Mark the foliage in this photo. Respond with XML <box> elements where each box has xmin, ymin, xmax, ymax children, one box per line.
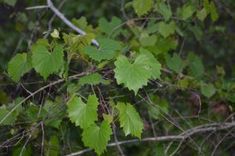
<box><xmin>0</xmin><ymin>0</ymin><xmax>235</xmax><ymax>155</ymax></box>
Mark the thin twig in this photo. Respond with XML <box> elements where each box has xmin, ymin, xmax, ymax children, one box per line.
<box><xmin>26</xmin><ymin>5</ymin><xmax>49</xmax><ymax>10</ymax></box>
<box><xmin>0</xmin><ymin>71</ymin><xmax>93</xmax><ymax>125</ymax></box>
<box><xmin>44</xmin><ymin>0</ymin><xmax>67</xmax><ymax>38</ymax></box>
<box><xmin>46</xmin><ymin>0</ymin><xmax>99</xmax><ymax>47</ymax></box>
<box><xmin>40</xmin><ymin>122</ymin><xmax>45</xmax><ymax>156</ymax></box>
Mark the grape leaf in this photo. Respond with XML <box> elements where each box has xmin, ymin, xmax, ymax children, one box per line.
<box><xmin>139</xmin><ymin>33</ymin><xmax>157</xmax><ymax>47</ymax></box>
<box><xmin>43</xmin><ymin>100</ymin><xmax>65</xmax><ymax>128</ymax></box>
<box><xmin>149</xmin><ymin>36</ymin><xmax>178</xmax><ymax>54</ymax></box>
<box><xmin>187</xmin><ymin>53</ymin><xmax>204</xmax><ymax>78</ymax></box>
<box><xmin>133</xmin><ymin>0</ymin><xmax>153</xmax><ymax>16</ymax></box>
<box><xmin>8</xmin><ymin>53</ymin><xmax>32</xmax><ymax>82</ymax></box>
<box><xmin>178</xmin><ymin>3</ymin><xmax>195</xmax><ymax>20</ymax></box>
<box><xmin>116</xmin><ymin>102</ymin><xmax>143</xmax><ymax>138</ymax></box>
<box><xmin>139</xmin><ymin>48</ymin><xmax>161</xmax><ymax>79</ymax></box>
<box><xmin>114</xmin><ymin>52</ymin><xmax>161</xmax><ymax>94</ymax></box>
<box><xmin>46</xmin><ymin>136</ymin><xmax>59</xmax><ymax>156</ymax></box>
<box><xmin>79</xmin><ymin>73</ymin><xmax>109</xmax><ymax>86</ymax></box>
<box><xmin>83</xmin><ymin>38</ymin><xmax>122</xmax><ymax>62</ymax></box>
<box><xmin>3</xmin><ymin>0</ymin><xmax>17</xmax><ymax>6</ymax></box>
<box><xmin>197</xmin><ymin>8</ymin><xmax>208</xmax><ymax>21</ymax></box>
<box><xmin>148</xmin><ymin>96</ymin><xmax>169</xmax><ymax>120</ymax></box>
<box><xmin>82</xmin><ymin>119</ymin><xmax>112</xmax><ymax>155</ymax></box>
<box><xmin>157</xmin><ymin>2</ymin><xmax>172</xmax><ymax>21</ymax></box>
<box><xmin>98</xmin><ymin>16</ymin><xmax>122</xmax><ymax>37</ymax></box>
<box><xmin>67</xmin><ymin>94</ymin><xmax>99</xmax><ymax>129</ymax></box>
<box><xmin>0</xmin><ymin>105</ymin><xmax>18</xmax><ymax>125</ymax></box>
<box><xmin>31</xmin><ymin>40</ymin><xmax>64</xmax><ymax>79</ymax></box>
<box><xmin>209</xmin><ymin>1</ymin><xmax>219</xmax><ymax>22</ymax></box>
<box><xmin>201</xmin><ymin>83</ymin><xmax>216</xmax><ymax>98</ymax></box>
<box><xmin>158</xmin><ymin>21</ymin><xmax>176</xmax><ymax>38</ymax></box>
<box><xmin>166</xmin><ymin>53</ymin><xmax>185</xmax><ymax>73</ymax></box>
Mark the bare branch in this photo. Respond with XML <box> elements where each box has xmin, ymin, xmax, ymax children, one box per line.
<box><xmin>0</xmin><ymin>70</ymin><xmax>94</xmax><ymax>125</ymax></box>
<box><xmin>46</xmin><ymin>0</ymin><xmax>99</xmax><ymax>47</ymax></box>
<box><xmin>26</xmin><ymin>5</ymin><xmax>49</xmax><ymax>10</ymax></box>
<box><xmin>26</xmin><ymin>0</ymin><xmax>99</xmax><ymax>47</ymax></box>
<box><xmin>65</xmin><ymin>121</ymin><xmax>235</xmax><ymax>156</ymax></box>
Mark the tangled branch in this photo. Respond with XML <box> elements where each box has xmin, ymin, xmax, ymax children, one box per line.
<box><xmin>66</xmin><ymin>121</ymin><xmax>235</xmax><ymax>156</ymax></box>
<box><xmin>26</xmin><ymin>0</ymin><xmax>99</xmax><ymax>47</ymax></box>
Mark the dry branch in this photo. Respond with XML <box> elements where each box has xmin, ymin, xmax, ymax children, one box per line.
<box><xmin>66</xmin><ymin>121</ymin><xmax>235</xmax><ymax>156</ymax></box>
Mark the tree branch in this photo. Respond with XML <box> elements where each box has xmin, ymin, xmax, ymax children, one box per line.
<box><xmin>26</xmin><ymin>0</ymin><xmax>99</xmax><ymax>47</ymax></box>
<box><xmin>65</xmin><ymin>121</ymin><xmax>235</xmax><ymax>156</ymax></box>
<box><xmin>46</xmin><ymin>0</ymin><xmax>99</xmax><ymax>47</ymax></box>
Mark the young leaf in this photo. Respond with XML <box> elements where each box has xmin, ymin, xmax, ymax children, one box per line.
<box><xmin>114</xmin><ymin>52</ymin><xmax>161</xmax><ymax>94</ymax></box>
<box><xmin>8</xmin><ymin>53</ymin><xmax>32</xmax><ymax>82</ymax></box>
<box><xmin>83</xmin><ymin>38</ymin><xmax>122</xmax><ymax>62</ymax></box>
<box><xmin>116</xmin><ymin>102</ymin><xmax>143</xmax><ymax>138</ymax></box>
<box><xmin>82</xmin><ymin>119</ymin><xmax>112</xmax><ymax>155</ymax></box>
<box><xmin>67</xmin><ymin>94</ymin><xmax>99</xmax><ymax>129</ymax></box>
<box><xmin>32</xmin><ymin>40</ymin><xmax>64</xmax><ymax>79</ymax></box>
<box><xmin>133</xmin><ymin>0</ymin><xmax>153</xmax><ymax>16</ymax></box>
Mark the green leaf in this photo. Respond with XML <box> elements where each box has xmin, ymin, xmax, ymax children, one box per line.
<box><xmin>157</xmin><ymin>2</ymin><xmax>172</xmax><ymax>21</ymax></box>
<box><xmin>139</xmin><ymin>33</ymin><xmax>157</xmax><ymax>47</ymax></box>
<box><xmin>0</xmin><ymin>105</ymin><xmax>18</xmax><ymax>125</ymax></box>
<box><xmin>150</xmin><ymin>36</ymin><xmax>178</xmax><ymax>55</ymax></box>
<box><xmin>209</xmin><ymin>1</ymin><xmax>219</xmax><ymax>22</ymax></box>
<box><xmin>32</xmin><ymin>39</ymin><xmax>64</xmax><ymax>79</ymax></box>
<box><xmin>158</xmin><ymin>21</ymin><xmax>176</xmax><ymax>38</ymax></box>
<box><xmin>79</xmin><ymin>73</ymin><xmax>109</xmax><ymax>86</ymax></box>
<box><xmin>46</xmin><ymin>136</ymin><xmax>59</xmax><ymax>156</ymax></box>
<box><xmin>166</xmin><ymin>54</ymin><xmax>185</xmax><ymax>73</ymax></box>
<box><xmin>98</xmin><ymin>16</ymin><xmax>122</xmax><ymax>37</ymax></box>
<box><xmin>148</xmin><ymin>96</ymin><xmax>169</xmax><ymax>120</ymax></box>
<box><xmin>114</xmin><ymin>52</ymin><xmax>161</xmax><ymax>94</ymax></box>
<box><xmin>43</xmin><ymin>100</ymin><xmax>65</xmax><ymax>128</ymax></box>
<box><xmin>187</xmin><ymin>53</ymin><xmax>204</xmax><ymax>78</ymax></box>
<box><xmin>133</xmin><ymin>0</ymin><xmax>153</xmax><ymax>16</ymax></box>
<box><xmin>82</xmin><ymin>119</ymin><xmax>112</xmax><ymax>155</ymax></box>
<box><xmin>67</xmin><ymin>94</ymin><xmax>99</xmax><ymax>129</ymax></box>
<box><xmin>8</xmin><ymin>53</ymin><xmax>32</xmax><ymax>82</ymax></box>
<box><xmin>197</xmin><ymin>8</ymin><xmax>208</xmax><ymax>21</ymax></box>
<box><xmin>178</xmin><ymin>3</ymin><xmax>195</xmax><ymax>20</ymax></box>
<box><xmin>139</xmin><ymin>48</ymin><xmax>161</xmax><ymax>79</ymax></box>
<box><xmin>63</xmin><ymin>33</ymin><xmax>94</xmax><ymax>54</ymax></box>
<box><xmin>3</xmin><ymin>0</ymin><xmax>17</xmax><ymax>6</ymax></box>
<box><xmin>201</xmin><ymin>83</ymin><xmax>216</xmax><ymax>98</ymax></box>
<box><xmin>116</xmin><ymin>102</ymin><xmax>143</xmax><ymax>138</ymax></box>
<box><xmin>12</xmin><ymin>145</ymin><xmax>32</xmax><ymax>156</ymax></box>
<box><xmin>84</xmin><ymin>38</ymin><xmax>122</xmax><ymax>62</ymax></box>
